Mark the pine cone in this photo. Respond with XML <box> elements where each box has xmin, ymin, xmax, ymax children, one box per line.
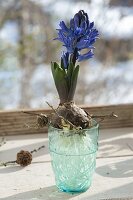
<box><xmin>16</xmin><ymin>150</ymin><xmax>32</xmax><ymax>167</ymax></box>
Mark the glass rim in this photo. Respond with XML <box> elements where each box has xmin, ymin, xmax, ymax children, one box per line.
<box><xmin>48</xmin><ymin>120</ymin><xmax>99</xmax><ymax>133</ymax></box>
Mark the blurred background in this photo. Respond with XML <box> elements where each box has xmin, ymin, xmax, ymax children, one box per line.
<box><xmin>0</xmin><ymin>0</ymin><xmax>133</xmax><ymax>110</ymax></box>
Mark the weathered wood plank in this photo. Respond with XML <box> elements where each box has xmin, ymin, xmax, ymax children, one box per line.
<box><xmin>0</xmin><ymin>104</ymin><xmax>133</xmax><ymax>135</ymax></box>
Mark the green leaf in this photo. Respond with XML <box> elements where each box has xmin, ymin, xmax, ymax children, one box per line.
<box><xmin>51</xmin><ymin>62</ymin><xmax>59</xmax><ymax>79</ymax></box>
<box><xmin>67</xmin><ymin>62</ymin><xmax>75</xmax><ymax>89</ymax></box>
<box><xmin>51</xmin><ymin>62</ymin><xmax>68</xmax><ymax>103</ymax></box>
<box><xmin>68</xmin><ymin>65</ymin><xmax>79</xmax><ymax>102</ymax></box>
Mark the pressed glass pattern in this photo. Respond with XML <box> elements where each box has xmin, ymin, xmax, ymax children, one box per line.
<box><xmin>48</xmin><ymin>122</ymin><xmax>99</xmax><ymax>193</ymax></box>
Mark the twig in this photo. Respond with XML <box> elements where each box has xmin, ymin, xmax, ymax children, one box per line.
<box><xmin>46</xmin><ymin>101</ymin><xmax>60</xmax><ymax>116</ymax></box>
<box><xmin>92</xmin><ymin>112</ymin><xmax>118</xmax><ymax>123</ymax></box>
<box><xmin>30</xmin><ymin>145</ymin><xmax>45</xmax><ymax>154</ymax></box>
<box><xmin>91</xmin><ymin>112</ymin><xmax>118</xmax><ymax>119</ymax></box>
<box><xmin>22</xmin><ymin>111</ymin><xmax>43</xmax><ymax>117</ymax></box>
<box><xmin>0</xmin><ymin>145</ymin><xmax>45</xmax><ymax>167</ymax></box>
<box><xmin>46</xmin><ymin>101</ymin><xmax>79</xmax><ymax>130</ymax></box>
<box><xmin>0</xmin><ymin>161</ymin><xmax>16</xmax><ymax>167</ymax></box>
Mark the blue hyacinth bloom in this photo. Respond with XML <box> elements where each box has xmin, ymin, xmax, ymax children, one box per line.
<box><xmin>61</xmin><ymin>52</ymin><xmax>69</xmax><ymax>69</ymax></box>
<box><xmin>55</xmin><ymin>10</ymin><xmax>99</xmax><ymax>63</ymax></box>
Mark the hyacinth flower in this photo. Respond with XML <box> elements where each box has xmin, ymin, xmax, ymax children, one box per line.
<box><xmin>51</xmin><ymin>10</ymin><xmax>99</xmax><ymax>106</ymax></box>
<box><xmin>50</xmin><ymin>10</ymin><xmax>99</xmax><ymax>129</ymax></box>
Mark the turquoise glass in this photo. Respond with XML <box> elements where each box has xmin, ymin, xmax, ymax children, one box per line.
<box><xmin>48</xmin><ymin>121</ymin><xmax>99</xmax><ymax>193</ymax></box>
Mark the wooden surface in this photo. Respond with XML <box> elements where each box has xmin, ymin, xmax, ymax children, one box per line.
<box><xmin>0</xmin><ymin>127</ymin><xmax>133</xmax><ymax>200</ymax></box>
<box><xmin>0</xmin><ymin>104</ymin><xmax>133</xmax><ymax>136</ymax></box>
